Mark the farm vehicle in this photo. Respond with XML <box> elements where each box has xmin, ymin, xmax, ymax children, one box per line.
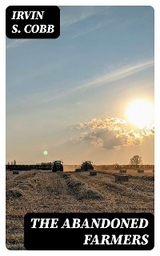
<box><xmin>81</xmin><ymin>161</ymin><xmax>94</xmax><ymax>172</ymax></box>
<box><xmin>51</xmin><ymin>160</ymin><xmax>64</xmax><ymax>172</ymax></box>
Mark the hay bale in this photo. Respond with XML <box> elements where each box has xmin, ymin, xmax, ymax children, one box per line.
<box><xmin>75</xmin><ymin>168</ymin><xmax>81</xmax><ymax>172</ymax></box>
<box><xmin>119</xmin><ymin>169</ymin><xmax>127</xmax><ymax>173</ymax></box>
<box><xmin>115</xmin><ymin>174</ymin><xmax>129</xmax><ymax>182</ymax></box>
<box><xmin>89</xmin><ymin>171</ymin><xmax>97</xmax><ymax>176</ymax></box>
<box><xmin>137</xmin><ymin>169</ymin><xmax>144</xmax><ymax>173</ymax></box>
<box><xmin>12</xmin><ymin>170</ymin><xmax>19</xmax><ymax>174</ymax></box>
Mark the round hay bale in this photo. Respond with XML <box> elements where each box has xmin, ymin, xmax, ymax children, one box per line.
<box><xmin>137</xmin><ymin>169</ymin><xmax>144</xmax><ymax>173</ymax></box>
<box><xmin>119</xmin><ymin>169</ymin><xmax>127</xmax><ymax>173</ymax></box>
<box><xmin>115</xmin><ymin>174</ymin><xmax>129</xmax><ymax>182</ymax></box>
<box><xmin>89</xmin><ymin>171</ymin><xmax>97</xmax><ymax>176</ymax></box>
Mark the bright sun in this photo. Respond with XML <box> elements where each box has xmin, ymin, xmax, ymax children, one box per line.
<box><xmin>125</xmin><ymin>99</ymin><xmax>154</xmax><ymax>129</ymax></box>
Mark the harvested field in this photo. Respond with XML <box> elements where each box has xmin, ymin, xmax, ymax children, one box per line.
<box><xmin>6</xmin><ymin>169</ymin><xmax>154</xmax><ymax>250</ymax></box>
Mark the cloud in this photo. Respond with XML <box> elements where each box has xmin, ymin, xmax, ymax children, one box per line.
<box><xmin>11</xmin><ymin>58</ymin><xmax>153</xmax><ymax>110</ymax></box>
<box><xmin>73</xmin><ymin>60</ymin><xmax>153</xmax><ymax>92</ymax></box>
<box><xmin>61</xmin><ymin>7</ymin><xmax>109</xmax><ymax>28</ymax></box>
<box><xmin>71</xmin><ymin>22</ymin><xmax>105</xmax><ymax>39</ymax></box>
<box><xmin>6</xmin><ymin>39</ymin><xmax>32</xmax><ymax>49</ymax></box>
<box><xmin>77</xmin><ymin>117</ymin><xmax>154</xmax><ymax>150</ymax></box>
<box><xmin>141</xmin><ymin>124</ymin><xmax>154</xmax><ymax>136</ymax></box>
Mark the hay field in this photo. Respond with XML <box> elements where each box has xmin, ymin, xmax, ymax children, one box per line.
<box><xmin>6</xmin><ymin>169</ymin><xmax>154</xmax><ymax>250</ymax></box>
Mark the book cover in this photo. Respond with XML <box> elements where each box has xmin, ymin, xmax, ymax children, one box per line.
<box><xmin>5</xmin><ymin>3</ymin><xmax>155</xmax><ymax>252</ymax></box>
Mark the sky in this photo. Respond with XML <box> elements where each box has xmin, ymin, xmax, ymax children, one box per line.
<box><xmin>6</xmin><ymin>6</ymin><xmax>154</xmax><ymax>165</ymax></box>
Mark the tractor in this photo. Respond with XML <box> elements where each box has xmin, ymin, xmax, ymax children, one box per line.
<box><xmin>51</xmin><ymin>160</ymin><xmax>63</xmax><ymax>172</ymax></box>
<box><xmin>81</xmin><ymin>161</ymin><xmax>94</xmax><ymax>172</ymax></box>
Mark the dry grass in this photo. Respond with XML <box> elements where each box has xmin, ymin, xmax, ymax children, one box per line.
<box><xmin>63</xmin><ymin>173</ymin><xmax>102</xmax><ymax>200</ymax></box>
<box><xmin>6</xmin><ymin>169</ymin><xmax>154</xmax><ymax>250</ymax></box>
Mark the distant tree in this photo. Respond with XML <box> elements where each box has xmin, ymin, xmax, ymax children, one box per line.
<box><xmin>13</xmin><ymin>160</ymin><xmax>16</xmax><ymax>165</ymax></box>
<box><xmin>130</xmin><ymin>155</ymin><xmax>142</xmax><ymax>168</ymax></box>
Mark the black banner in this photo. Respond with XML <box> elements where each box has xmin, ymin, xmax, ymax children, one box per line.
<box><xmin>6</xmin><ymin>6</ymin><xmax>60</xmax><ymax>39</ymax></box>
<box><xmin>24</xmin><ymin>212</ymin><xmax>154</xmax><ymax>250</ymax></box>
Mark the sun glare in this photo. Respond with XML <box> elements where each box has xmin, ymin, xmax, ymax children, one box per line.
<box><xmin>43</xmin><ymin>150</ymin><xmax>48</xmax><ymax>156</ymax></box>
<box><xmin>125</xmin><ymin>99</ymin><xmax>154</xmax><ymax>129</ymax></box>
